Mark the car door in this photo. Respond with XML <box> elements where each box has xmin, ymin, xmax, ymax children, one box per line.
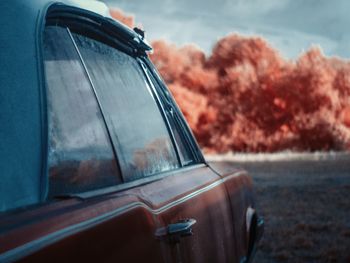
<box><xmin>143</xmin><ymin>63</ymin><xmax>258</xmax><ymax>261</ymax></box>
<box><xmin>69</xmin><ymin>21</ymin><xmax>239</xmax><ymax>262</ymax></box>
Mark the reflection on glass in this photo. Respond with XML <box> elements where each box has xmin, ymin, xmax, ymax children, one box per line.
<box><xmin>143</xmin><ymin>67</ymin><xmax>195</xmax><ymax>166</ymax></box>
<box><xmin>73</xmin><ymin>33</ymin><xmax>180</xmax><ymax>181</ymax></box>
<box><xmin>44</xmin><ymin>26</ymin><xmax>121</xmax><ymax>196</ymax></box>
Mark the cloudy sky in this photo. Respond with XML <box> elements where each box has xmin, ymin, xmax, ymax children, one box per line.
<box><xmin>103</xmin><ymin>0</ymin><xmax>350</xmax><ymax>59</ymax></box>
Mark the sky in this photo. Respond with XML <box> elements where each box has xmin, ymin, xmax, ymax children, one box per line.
<box><xmin>102</xmin><ymin>0</ymin><xmax>350</xmax><ymax>59</ymax></box>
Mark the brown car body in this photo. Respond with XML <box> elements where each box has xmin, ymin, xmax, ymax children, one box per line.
<box><xmin>0</xmin><ymin>1</ymin><xmax>263</xmax><ymax>262</ymax></box>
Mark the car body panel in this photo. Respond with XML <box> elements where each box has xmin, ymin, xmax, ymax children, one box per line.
<box><xmin>209</xmin><ymin>162</ymin><xmax>257</xmax><ymax>261</ymax></box>
<box><xmin>0</xmin><ymin>165</ymin><xmax>243</xmax><ymax>262</ymax></box>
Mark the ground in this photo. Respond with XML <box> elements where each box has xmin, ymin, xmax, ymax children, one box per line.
<box><xmin>229</xmin><ymin>158</ymin><xmax>350</xmax><ymax>263</ymax></box>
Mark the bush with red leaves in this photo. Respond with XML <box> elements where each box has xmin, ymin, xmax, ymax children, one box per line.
<box><xmin>111</xmin><ymin>9</ymin><xmax>350</xmax><ymax>153</ymax></box>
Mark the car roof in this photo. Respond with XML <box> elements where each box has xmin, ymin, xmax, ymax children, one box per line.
<box><xmin>0</xmin><ymin>0</ymin><xmax>147</xmax><ymax>212</ymax></box>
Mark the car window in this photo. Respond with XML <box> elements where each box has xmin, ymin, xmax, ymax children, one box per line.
<box><xmin>43</xmin><ymin>26</ymin><xmax>122</xmax><ymax>197</ymax></box>
<box><xmin>142</xmin><ymin>66</ymin><xmax>196</xmax><ymax>166</ymax></box>
<box><xmin>72</xmin><ymin>33</ymin><xmax>180</xmax><ymax>182</ymax></box>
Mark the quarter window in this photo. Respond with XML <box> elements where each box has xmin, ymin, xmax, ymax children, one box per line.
<box><xmin>43</xmin><ymin>26</ymin><xmax>122</xmax><ymax>196</ymax></box>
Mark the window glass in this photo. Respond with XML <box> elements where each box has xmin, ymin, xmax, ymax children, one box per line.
<box><xmin>73</xmin><ymin>33</ymin><xmax>180</xmax><ymax>181</ymax></box>
<box><xmin>170</xmin><ymin>113</ymin><xmax>195</xmax><ymax>165</ymax></box>
<box><xmin>43</xmin><ymin>26</ymin><xmax>122</xmax><ymax>196</ymax></box>
<box><xmin>143</xmin><ymin>66</ymin><xmax>195</xmax><ymax>166</ymax></box>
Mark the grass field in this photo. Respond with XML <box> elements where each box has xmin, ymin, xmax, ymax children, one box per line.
<box><xmin>217</xmin><ymin>156</ymin><xmax>350</xmax><ymax>263</ymax></box>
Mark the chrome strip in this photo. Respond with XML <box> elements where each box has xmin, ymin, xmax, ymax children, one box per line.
<box><xmin>76</xmin><ymin>163</ymin><xmax>206</xmax><ymax>199</ymax></box>
<box><xmin>0</xmin><ymin>170</ymin><xmax>246</xmax><ymax>263</ymax></box>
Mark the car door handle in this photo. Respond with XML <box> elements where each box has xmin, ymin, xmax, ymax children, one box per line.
<box><xmin>155</xmin><ymin>219</ymin><xmax>196</xmax><ymax>243</ymax></box>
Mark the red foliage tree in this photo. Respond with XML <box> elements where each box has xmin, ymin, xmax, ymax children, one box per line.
<box><xmin>111</xmin><ymin>10</ymin><xmax>350</xmax><ymax>153</ymax></box>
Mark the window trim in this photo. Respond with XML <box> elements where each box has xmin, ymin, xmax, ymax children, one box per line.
<box><xmin>46</xmin><ymin>4</ymin><xmax>151</xmax><ymax>55</ymax></box>
<box><xmin>141</xmin><ymin>57</ymin><xmax>206</xmax><ymax>164</ymax></box>
<box><xmin>61</xmin><ymin>163</ymin><xmax>207</xmax><ymax>200</ymax></box>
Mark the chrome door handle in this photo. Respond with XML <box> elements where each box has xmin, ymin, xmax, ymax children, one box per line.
<box><xmin>155</xmin><ymin>218</ymin><xmax>196</xmax><ymax>243</ymax></box>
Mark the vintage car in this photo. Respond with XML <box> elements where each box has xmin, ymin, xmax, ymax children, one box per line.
<box><xmin>0</xmin><ymin>0</ymin><xmax>263</xmax><ymax>262</ymax></box>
